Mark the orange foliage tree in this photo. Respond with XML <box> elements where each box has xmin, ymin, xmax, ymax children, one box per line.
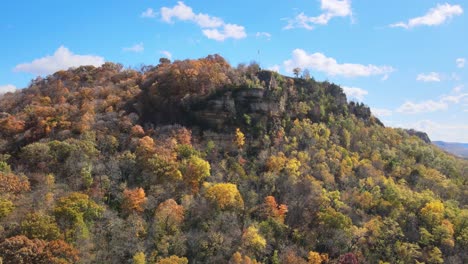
<box><xmin>0</xmin><ymin>172</ymin><xmax>30</xmax><ymax>195</ymax></box>
<box><xmin>0</xmin><ymin>235</ymin><xmax>79</xmax><ymax>264</ymax></box>
<box><xmin>155</xmin><ymin>199</ymin><xmax>185</xmax><ymax>233</ymax></box>
<box><xmin>262</xmin><ymin>196</ymin><xmax>288</xmax><ymax>223</ymax></box>
<box><xmin>122</xmin><ymin>187</ymin><xmax>147</xmax><ymax>215</ymax></box>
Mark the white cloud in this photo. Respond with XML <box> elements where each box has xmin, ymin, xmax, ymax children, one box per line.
<box><xmin>401</xmin><ymin>120</ymin><xmax>468</xmax><ymax>142</ymax></box>
<box><xmin>202</xmin><ymin>24</ymin><xmax>247</xmax><ymax>41</ymax></box>
<box><xmin>452</xmin><ymin>85</ymin><xmax>464</xmax><ymax>93</ymax></box>
<box><xmin>161</xmin><ymin>1</ymin><xmax>195</xmax><ymax>23</ymax></box>
<box><xmin>268</xmin><ymin>65</ymin><xmax>280</xmax><ymax>72</ymax></box>
<box><xmin>160</xmin><ymin>1</ymin><xmax>246</xmax><ymax>41</ymax></box>
<box><xmin>342</xmin><ymin>86</ymin><xmax>368</xmax><ymax>101</ymax></box>
<box><xmin>123</xmin><ymin>43</ymin><xmax>144</xmax><ymax>53</ymax></box>
<box><xmin>141</xmin><ymin>8</ymin><xmax>156</xmax><ymax>18</ymax></box>
<box><xmin>397</xmin><ymin>100</ymin><xmax>448</xmax><ymax>114</ymax></box>
<box><xmin>416</xmin><ymin>72</ymin><xmax>441</xmax><ymax>82</ymax></box>
<box><xmin>456</xmin><ymin>58</ymin><xmax>465</xmax><ymax>68</ymax></box>
<box><xmin>0</xmin><ymin>84</ymin><xmax>16</xmax><ymax>95</ymax></box>
<box><xmin>372</xmin><ymin>108</ymin><xmax>393</xmax><ymax>118</ymax></box>
<box><xmin>440</xmin><ymin>93</ymin><xmax>468</xmax><ymax>104</ymax></box>
<box><xmin>194</xmin><ymin>14</ymin><xmax>224</xmax><ymax>28</ymax></box>
<box><xmin>283</xmin><ymin>49</ymin><xmax>395</xmax><ymax>78</ymax></box>
<box><xmin>397</xmin><ymin>86</ymin><xmax>468</xmax><ymax>114</ymax></box>
<box><xmin>390</xmin><ymin>3</ymin><xmax>463</xmax><ymax>29</ymax></box>
<box><xmin>256</xmin><ymin>32</ymin><xmax>271</xmax><ymax>40</ymax></box>
<box><xmin>284</xmin><ymin>0</ymin><xmax>352</xmax><ymax>30</ymax></box>
<box><xmin>160</xmin><ymin>50</ymin><xmax>172</xmax><ymax>60</ymax></box>
<box><xmin>14</xmin><ymin>46</ymin><xmax>104</xmax><ymax>76</ymax></box>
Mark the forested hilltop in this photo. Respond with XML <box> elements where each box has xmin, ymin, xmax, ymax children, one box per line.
<box><xmin>0</xmin><ymin>55</ymin><xmax>466</xmax><ymax>264</ymax></box>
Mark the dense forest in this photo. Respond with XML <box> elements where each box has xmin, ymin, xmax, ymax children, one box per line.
<box><xmin>0</xmin><ymin>55</ymin><xmax>466</xmax><ymax>264</ymax></box>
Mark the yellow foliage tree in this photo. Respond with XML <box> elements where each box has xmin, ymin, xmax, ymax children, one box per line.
<box><xmin>420</xmin><ymin>201</ymin><xmax>444</xmax><ymax>227</ymax></box>
<box><xmin>235</xmin><ymin>128</ymin><xmax>245</xmax><ymax>149</ymax></box>
<box><xmin>157</xmin><ymin>255</ymin><xmax>188</xmax><ymax>264</ymax></box>
<box><xmin>266</xmin><ymin>152</ymin><xmax>287</xmax><ymax>173</ymax></box>
<box><xmin>205</xmin><ymin>183</ymin><xmax>244</xmax><ymax>210</ymax></box>
<box><xmin>229</xmin><ymin>251</ymin><xmax>260</xmax><ymax>264</ymax></box>
<box><xmin>183</xmin><ymin>156</ymin><xmax>210</xmax><ymax>193</ymax></box>
<box><xmin>133</xmin><ymin>252</ymin><xmax>146</xmax><ymax>264</ymax></box>
<box><xmin>307</xmin><ymin>251</ymin><xmax>328</xmax><ymax>264</ymax></box>
<box><xmin>242</xmin><ymin>226</ymin><xmax>267</xmax><ymax>254</ymax></box>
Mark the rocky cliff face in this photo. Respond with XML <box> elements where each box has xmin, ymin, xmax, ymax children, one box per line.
<box><xmin>405</xmin><ymin>129</ymin><xmax>431</xmax><ymax>143</ymax></box>
<box><xmin>189</xmin><ymin>87</ymin><xmax>284</xmax><ymax>131</ymax></box>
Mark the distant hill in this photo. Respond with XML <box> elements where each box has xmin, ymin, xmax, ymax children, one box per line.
<box><xmin>433</xmin><ymin>141</ymin><xmax>468</xmax><ymax>158</ymax></box>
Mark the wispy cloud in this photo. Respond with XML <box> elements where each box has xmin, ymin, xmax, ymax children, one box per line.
<box><xmin>0</xmin><ymin>84</ymin><xmax>16</xmax><ymax>95</ymax></box>
<box><xmin>440</xmin><ymin>93</ymin><xmax>468</xmax><ymax>104</ymax></box>
<box><xmin>397</xmin><ymin>87</ymin><xmax>468</xmax><ymax>114</ymax></box>
<box><xmin>416</xmin><ymin>72</ymin><xmax>441</xmax><ymax>82</ymax></box>
<box><xmin>267</xmin><ymin>65</ymin><xmax>280</xmax><ymax>72</ymax></box>
<box><xmin>372</xmin><ymin>108</ymin><xmax>393</xmax><ymax>118</ymax></box>
<box><xmin>160</xmin><ymin>50</ymin><xmax>172</xmax><ymax>60</ymax></box>
<box><xmin>160</xmin><ymin>1</ymin><xmax>246</xmax><ymax>41</ymax></box>
<box><xmin>255</xmin><ymin>32</ymin><xmax>271</xmax><ymax>40</ymax></box>
<box><xmin>390</xmin><ymin>3</ymin><xmax>463</xmax><ymax>29</ymax></box>
<box><xmin>141</xmin><ymin>8</ymin><xmax>157</xmax><ymax>18</ymax></box>
<box><xmin>283</xmin><ymin>49</ymin><xmax>395</xmax><ymax>78</ymax></box>
<box><xmin>123</xmin><ymin>43</ymin><xmax>144</xmax><ymax>53</ymax></box>
<box><xmin>452</xmin><ymin>85</ymin><xmax>464</xmax><ymax>93</ymax></box>
<box><xmin>14</xmin><ymin>46</ymin><xmax>105</xmax><ymax>75</ymax></box>
<box><xmin>397</xmin><ymin>100</ymin><xmax>448</xmax><ymax>114</ymax></box>
<box><xmin>342</xmin><ymin>86</ymin><xmax>368</xmax><ymax>101</ymax></box>
<box><xmin>456</xmin><ymin>58</ymin><xmax>465</xmax><ymax>68</ymax></box>
<box><xmin>284</xmin><ymin>0</ymin><xmax>352</xmax><ymax>30</ymax></box>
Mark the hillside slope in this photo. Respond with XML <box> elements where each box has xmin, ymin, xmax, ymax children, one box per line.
<box><xmin>0</xmin><ymin>55</ymin><xmax>466</xmax><ymax>264</ymax></box>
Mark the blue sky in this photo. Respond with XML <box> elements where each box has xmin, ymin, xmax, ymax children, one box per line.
<box><xmin>1</xmin><ymin>0</ymin><xmax>467</xmax><ymax>142</ymax></box>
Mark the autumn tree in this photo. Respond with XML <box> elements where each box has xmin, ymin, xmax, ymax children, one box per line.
<box><xmin>182</xmin><ymin>156</ymin><xmax>210</xmax><ymax>193</ymax></box>
<box><xmin>0</xmin><ymin>198</ymin><xmax>14</xmax><ymax>219</ymax></box>
<box><xmin>262</xmin><ymin>196</ymin><xmax>288</xmax><ymax>223</ymax></box>
<box><xmin>20</xmin><ymin>212</ymin><xmax>61</xmax><ymax>240</ymax></box>
<box><xmin>53</xmin><ymin>192</ymin><xmax>103</xmax><ymax>241</ymax></box>
<box><xmin>0</xmin><ymin>236</ymin><xmax>79</xmax><ymax>264</ymax></box>
<box><xmin>235</xmin><ymin>128</ymin><xmax>245</xmax><ymax>149</ymax></box>
<box><xmin>133</xmin><ymin>251</ymin><xmax>146</xmax><ymax>264</ymax></box>
<box><xmin>420</xmin><ymin>200</ymin><xmax>444</xmax><ymax>228</ymax></box>
<box><xmin>156</xmin><ymin>255</ymin><xmax>189</xmax><ymax>264</ymax></box>
<box><xmin>0</xmin><ymin>172</ymin><xmax>31</xmax><ymax>195</ymax></box>
<box><xmin>122</xmin><ymin>187</ymin><xmax>147</xmax><ymax>215</ymax></box>
<box><xmin>229</xmin><ymin>251</ymin><xmax>261</xmax><ymax>264</ymax></box>
<box><xmin>153</xmin><ymin>199</ymin><xmax>186</xmax><ymax>258</ymax></box>
<box><xmin>173</xmin><ymin>127</ymin><xmax>192</xmax><ymax>145</ymax></box>
<box><xmin>154</xmin><ymin>199</ymin><xmax>184</xmax><ymax>234</ymax></box>
<box><xmin>242</xmin><ymin>226</ymin><xmax>267</xmax><ymax>256</ymax></box>
<box><xmin>44</xmin><ymin>239</ymin><xmax>80</xmax><ymax>264</ymax></box>
<box><xmin>307</xmin><ymin>251</ymin><xmax>329</xmax><ymax>264</ymax></box>
<box><xmin>338</xmin><ymin>253</ymin><xmax>358</xmax><ymax>264</ymax></box>
<box><xmin>205</xmin><ymin>183</ymin><xmax>244</xmax><ymax>210</ymax></box>
<box><xmin>281</xmin><ymin>249</ymin><xmax>308</xmax><ymax>264</ymax></box>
